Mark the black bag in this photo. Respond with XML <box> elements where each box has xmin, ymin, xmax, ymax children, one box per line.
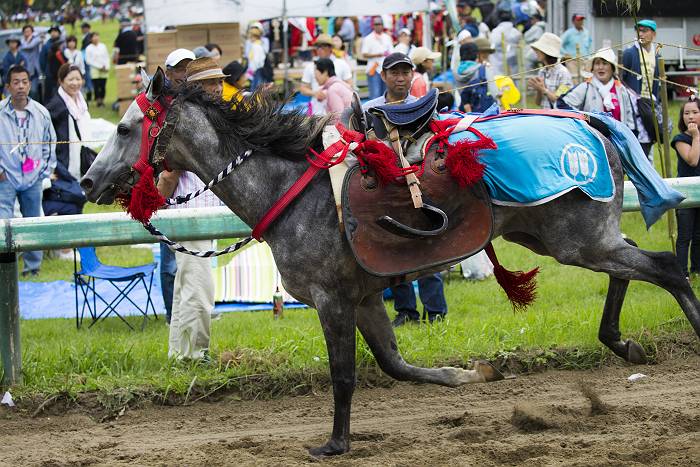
<box><xmin>72</xmin><ymin>116</ymin><xmax>98</xmax><ymax>175</ymax></box>
<box><xmin>45</xmin><ymin>177</ymin><xmax>87</xmax><ymax>206</ymax></box>
<box><xmin>637</xmin><ymin>97</ymin><xmax>663</xmax><ymax>144</ymax></box>
<box><xmin>80</xmin><ymin>145</ymin><xmax>97</xmax><ymax>176</ymax></box>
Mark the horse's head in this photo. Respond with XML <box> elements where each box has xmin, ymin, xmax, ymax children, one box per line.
<box><xmin>81</xmin><ymin>68</ymin><xmax>169</xmax><ymax>205</ymax></box>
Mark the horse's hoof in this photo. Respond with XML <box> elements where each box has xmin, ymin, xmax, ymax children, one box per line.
<box><xmin>625</xmin><ymin>340</ymin><xmax>648</xmax><ymax>364</ymax></box>
<box><xmin>474</xmin><ymin>360</ymin><xmax>505</xmax><ymax>382</ymax></box>
<box><xmin>308</xmin><ymin>439</ymin><xmax>350</xmax><ymax>457</ymax></box>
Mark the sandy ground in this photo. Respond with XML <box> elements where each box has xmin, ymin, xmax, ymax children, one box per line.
<box><xmin>2</xmin><ymin>355</ymin><xmax>699</xmax><ymax>466</ymax></box>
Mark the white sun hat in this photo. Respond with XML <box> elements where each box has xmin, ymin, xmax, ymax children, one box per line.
<box><xmin>530</xmin><ymin>32</ymin><xmax>562</xmax><ymax>58</ymax></box>
<box><xmin>591</xmin><ymin>47</ymin><xmax>617</xmax><ymax>69</ymax></box>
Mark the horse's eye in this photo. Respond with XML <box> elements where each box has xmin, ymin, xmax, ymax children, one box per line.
<box><xmin>117</xmin><ymin>124</ymin><xmax>130</xmax><ymax>136</ymax></box>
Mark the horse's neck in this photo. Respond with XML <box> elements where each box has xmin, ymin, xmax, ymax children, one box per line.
<box><xmin>181</xmin><ymin>145</ymin><xmax>308</xmax><ymax>230</ymax></box>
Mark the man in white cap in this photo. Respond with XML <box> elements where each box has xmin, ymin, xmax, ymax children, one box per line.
<box><xmin>393</xmin><ymin>28</ymin><xmax>415</xmax><ymax>56</ymax></box>
<box><xmin>164</xmin><ymin>48</ymin><xmax>195</xmax><ymax>89</ymax></box>
<box><xmin>157</xmin><ymin>56</ymin><xmax>226</xmax><ymax>362</ymax></box>
<box><xmin>300</xmin><ymin>33</ymin><xmax>352</xmax><ymax>115</ymax></box>
<box><xmin>157</xmin><ymin>47</ymin><xmax>196</xmax><ymax>327</ymax></box>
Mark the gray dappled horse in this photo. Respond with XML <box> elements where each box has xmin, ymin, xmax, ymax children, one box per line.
<box><xmin>81</xmin><ymin>69</ymin><xmax>700</xmax><ymax>456</ymax></box>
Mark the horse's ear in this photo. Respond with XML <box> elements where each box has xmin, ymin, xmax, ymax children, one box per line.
<box><xmin>139</xmin><ymin>67</ymin><xmax>151</xmax><ymax>92</ymax></box>
<box><xmin>147</xmin><ymin>67</ymin><xmax>166</xmax><ymax>101</ymax></box>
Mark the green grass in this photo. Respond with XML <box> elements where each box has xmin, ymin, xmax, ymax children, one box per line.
<box><xmin>4</xmin><ymin>24</ymin><xmax>696</xmax><ymax>405</ymax></box>
<box><xmin>8</xmin><ymin>208</ymin><xmax>699</xmax><ymax>405</ymax></box>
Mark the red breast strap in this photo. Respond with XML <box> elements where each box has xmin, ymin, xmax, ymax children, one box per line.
<box><xmin>251</xmin><ymin>123</ymin><xmax>364</xmax><ymax>242</ymax></box>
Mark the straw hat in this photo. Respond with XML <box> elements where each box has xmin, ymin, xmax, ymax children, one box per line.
<box><xmin>186</xmin><ymin>57</ymin><xmax>229</xmax><ymax>82</ymax></box>
<box><xmin>530</xmin><ymin>32</ymin><xmax>562</xmax><ymax>58</ymax></box>
<box><xmin>410</xmin><ymin>47</ymin><xmax>441</xmax><ymax>65</ymax></box>
<box><xmin>475</xmin><ymin>37</ymin><xmax>494</xmax><ymax>53</ymax></box>
<box><xmin>314</xmin><ymin>33</ymin><xmax>333</xmax><ymax>47</ymax></box>
<box><xmin>590</xmin><ymin>47</ymin><xmax>617</xmax><ymax>70</ymax></box>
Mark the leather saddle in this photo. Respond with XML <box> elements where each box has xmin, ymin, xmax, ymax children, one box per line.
<box><xmin>341</xmin><ymin>142</ymin><xmax>494</xmax><ymax>277</ymax></box>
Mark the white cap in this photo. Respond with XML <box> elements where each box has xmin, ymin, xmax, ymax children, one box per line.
<box><xmin>398</xmin><ymin>28</ymin><xmax>411</xmax><ymax>36</ymax></box>
<box><xmin>165</xmin><ymin>48</ymin><xmax>196</xmax><ymax>68</ymax></box>
<box><xmin>410</xmin><ymin>47</ymin><xmax>441</xmax><ymax>65</ymax></box>
<box><xmin>446</xmin><ymin>29</ymin><xmax>472</xmax><ymax>47</ymax></box>
<box><xmin>457</xmin><ymin>29</ymin><xmax>472</xmax><ymax>43</ymax></box>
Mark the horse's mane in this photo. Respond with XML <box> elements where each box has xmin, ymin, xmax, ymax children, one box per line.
<box><xmin>176</xmin><ymin>85</ymin><xmax>329</xmax><ymax>161</ymax></box>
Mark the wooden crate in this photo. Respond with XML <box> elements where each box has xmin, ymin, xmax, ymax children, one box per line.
<box><xmin>145</xmin><ymin>30</ymin><xmax>177</xmax><ymax>50</ymax></box>
<box><xmin>176</xmin><ymin>28</ymin><xmax>208</xmax><ymax>49</ymax></box>
<box><xmin>208</xmin><ymin>23</ymin><xmax>240</xmax><ymax>44</ymax></box>
<box><xmin>146</xmin><ymin>46</ymin><xmax>172</xmax><ymax>68</ymax></box>
<box><xmin>115</xmin><ymin>63</ymin><xmax>144</xmax><ymax>99</ymax></box>
<box><xmin>118</xmin><ymin>99</ymin><xmax>133</xmax><ymax>117</ymax></box>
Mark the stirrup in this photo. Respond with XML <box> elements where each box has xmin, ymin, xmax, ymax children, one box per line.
<box><xmin>376</xmin><ymin>203</ymin><xmax>449</xmax><ymax>239</ymax></box>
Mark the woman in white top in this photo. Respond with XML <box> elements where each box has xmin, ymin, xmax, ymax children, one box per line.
<box><xmin>84</xmin><ymin>32</ymin><xmax>110</xmax><ymax>107</ymax></box>
<box><xmin>62</xmin><ymin>35</ymin><xmax>85</xmax><ymax>76</ymax></box>
<box><xmin>392</xmin><ymin>28</ymin><xmax>415</xmax><ymax>56</ymax></box>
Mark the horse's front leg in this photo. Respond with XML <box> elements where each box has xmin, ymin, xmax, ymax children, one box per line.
<box><xmin>308</xmin><ymin>286</ymin><xmax>357</xmax><ymax>457</ymax></box>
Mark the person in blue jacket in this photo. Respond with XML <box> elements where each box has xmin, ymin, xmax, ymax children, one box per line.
<box><xmin>2</xmin><ymin>36</ymin><xmax>27</xmax><ymax>83</ymax></box>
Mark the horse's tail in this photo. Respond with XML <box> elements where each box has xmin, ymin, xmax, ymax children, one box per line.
<box><xmin>484</xmin><ymin>243</ymin><xmax>539</xmax><ymax>311</ymax></box>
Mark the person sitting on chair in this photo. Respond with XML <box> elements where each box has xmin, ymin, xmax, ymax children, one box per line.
<box><xmin>362</xmin><ymin>52</ymin><xmax>448</xmax><ymax>327</ymax></box>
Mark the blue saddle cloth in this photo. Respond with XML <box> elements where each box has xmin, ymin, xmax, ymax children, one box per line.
<box><xmin>443</xmin><ymin>112</ymin><xmax>615</xmax><ymax>206</ymax></box>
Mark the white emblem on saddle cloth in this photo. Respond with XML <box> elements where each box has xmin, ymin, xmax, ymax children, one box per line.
<box><xmin>560</xmin><ymin>143</ymin><xmax>598</xmax><ymax>185</ymax></box>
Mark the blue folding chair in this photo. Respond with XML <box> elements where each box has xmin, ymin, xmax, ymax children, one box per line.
<box><xmin>74</xmin><ymin>247</ymin><xmax>158</xmax><ymax>330</ymax></box>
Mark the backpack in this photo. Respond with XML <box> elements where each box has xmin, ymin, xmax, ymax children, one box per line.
<box><xmin>260</xmin><ymin>52</ymin><xmax>274</xmax><ymax>83</ymax></box>
<box><xmin>461</xmin><ymin>65</ymin><xmax>495</xmax><ymax>113</ymax></box>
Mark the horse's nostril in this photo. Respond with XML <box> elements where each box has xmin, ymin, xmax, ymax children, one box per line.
<box><xmin>80</xmin><ymin>178</ymin><xmax>94</xmax><ymax>193</ymax></box>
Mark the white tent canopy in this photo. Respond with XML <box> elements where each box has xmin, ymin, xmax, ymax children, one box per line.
<box><xmin>144</xmin><ymin>0</ymin><xmax>431</xmax><ymax>28</ymax></box>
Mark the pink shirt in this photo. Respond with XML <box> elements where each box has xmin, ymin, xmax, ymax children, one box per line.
<box><xmin>321</xmin><ymin>76</ymin><xmax>354</xmax><ymax>122</ymax></box>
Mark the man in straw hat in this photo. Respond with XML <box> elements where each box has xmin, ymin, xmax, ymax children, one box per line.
<box><xmin>156</xmin><ymin>57</ymin><xmax>227</xmax><ymax>362</ymax></box>
<box><xmin>527</xmin><ymin>32</ymin><xmax>573</xmax><ymax>109</ymax></box>
<box><xmin>185</xmin><ymin>56</ymin><xmax>228</xmax><ymax>96</ymax></box>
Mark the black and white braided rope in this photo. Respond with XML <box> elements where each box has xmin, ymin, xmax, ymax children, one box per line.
<box><xmin>164</xmin><ymin>149</ymin><xmax>253</xmax><ymax>206</ymax></box>
<box><xmin>142</xmin><ymin>149</ymin><xmax>255</xmax><ymax>257</ymax></box>
<box><xmin>144</xmin><ymin>222</ymin><xmax>254</xmax><ymax>257</ymax></box>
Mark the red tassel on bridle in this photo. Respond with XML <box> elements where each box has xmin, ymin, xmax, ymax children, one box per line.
<box><xmin>117</xmin><ymin>93</ymin><xmax>171</xmax><ymax>224</ymax></box>
<box><xmin>117</xmin><ymin>162</ymin><xmax>165</xmax><ymax>224</ymax></box>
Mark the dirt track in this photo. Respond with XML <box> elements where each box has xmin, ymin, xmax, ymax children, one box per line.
<box><xmin>2</xmin><ymin>355</ymin><xmax>699</xmax><ymax>466</ymax></box>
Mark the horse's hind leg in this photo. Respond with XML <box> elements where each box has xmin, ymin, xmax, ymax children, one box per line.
<box><xmin>598</xmin><ymin>238</ymin><xmax>648</xmax><ymax>364</ymax></box>
<box><xmin>356</xmin><ymin>293</ymin><xmax>504</xmax><ymax>385</ymax></box>
<box><xmin>553</xmin><ymin>237</ymin><xmax>700</xmax><ymax>353</ymax></box>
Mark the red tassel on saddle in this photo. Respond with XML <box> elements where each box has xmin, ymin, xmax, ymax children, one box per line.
<box><xmin>444</xmin><ymin>129</ymin><xmax>496</xmax><ymax>188</ymax></box>
<box><xmin>118</xmin><ymin>164</ymin><xmax>165</xmax><ymax>224</ymax></box>
<box><xmin>484</xmin><ymin>243</ymin><xmax>539</xmax><ymax>311</ymax></box>
<box><xmin>354</xmin><ymin>140</ymin><xmax>407</xmax><ymax>186</ymax></box>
